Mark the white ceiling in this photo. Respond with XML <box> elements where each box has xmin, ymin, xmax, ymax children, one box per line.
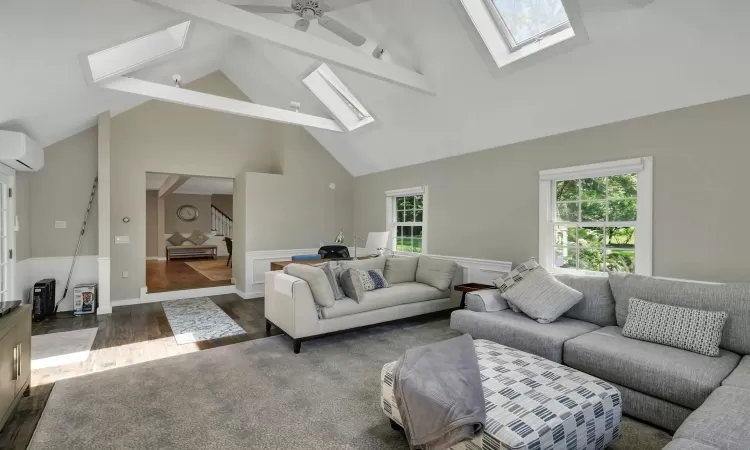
<box><xmin>146</xmin><ymin>173</ymin><xmax>234</xmax><ymax>195</ymax></box>
<box><xmin>4</xmin><ymin>0</ymin><xmax>750</xmax><ymax>176</ymax></box>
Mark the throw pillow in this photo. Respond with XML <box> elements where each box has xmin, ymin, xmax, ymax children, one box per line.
<box><xmin>187</xmin><ymin>230</ymin><xmax>209</xmax><ymax>245</ymax></box>
<box><xmin>622</xmin><ymin>297</ymin><xmax>728</xmax><ymax>357</ymax></box>
<box><xmin>368</xmin><ymin>269</ymin><xmax>390</xmax><ymax>290</ymax></box>
<box><xmin>284</xmin><ymin>264</ymin><xmax>335</xmax><ymax>308</ymax></box>
<box><xmin>355</xmin><ymin>269</ymin><xmax>375</xmax><ymax>291</ymax></box>
<box><xmin>494</xmin><ymin>259</ymin><xmax>539</xmax><ymax>314</ymax></box>
<box><xmin>314</xmin><ymin>262</ymin><xmax>345</xmax><ymax>301</ymax></box>
<box><xmin>415</xmin><ymin>256</ymin><xmax>458</xmax><ymax>291</ymax></box>
<box><xmin>167</xmin><ymin>232</ymin><xmax>187</xmax><ymax>246</ymax></box>
<box><xmin>500</xmin><ymin>266</ymin><xmax>583</xmax><ymax>324</ymax></box>
<box><xmin>341</xmin><ymin>268</ymin><xmax>366</xmax><ymax>302</ymax></box>
<box><xmin>383</xmin><ymin>256</ymin><xmax>419</xmax><ymax>285</ymax></box>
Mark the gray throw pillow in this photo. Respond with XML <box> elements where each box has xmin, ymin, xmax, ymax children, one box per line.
<box><xmin>494</xmin><ymin>259</ymin><xmax>539</xmax><ymax>314</ymax></box>
<box><xmin>384</xmin><ymin>256</ymin><xmax>419</xmax><ymax>284</ymax></box>
<box><xmin>284</xmin><ymin>264</ymin><xmax>335</xmax><ymax>308</ymax></box>
<box><xmin>415</xmin><ymin>256</ymin><xmax>457</xmax><ymax>291</ymax></box>
<box><xmin>340</xmin><ymin>268</ymin><xmax>366</xmax><ymax>303</ymax></box>
<box><xmin>187</xmin><ymin>230</ymin><xmax>209</xmax><ymax>245</ymax></box>
<box><xmin>167</xmin><ymin>232</ymin><xmax>187</xmax><ymax>246</ymax></box>
<box><xmin>622</xmin><ymin>297</ymin><xmax>728</xmax><ymax>356</ymax></box>
<box><xmin>314</xmin><ymin>262</ymin><xmax>345</xmax><ymax>301</ymax></box>
<box><xmin>500</xmin><ymin>266</ymin><xmax>583</xmax><ymax>324</ymax></box>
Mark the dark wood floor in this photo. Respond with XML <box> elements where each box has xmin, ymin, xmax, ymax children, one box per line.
<box><xmin>146</xmin><ymin>257</ymin><xmax>233</xmax><ymax>293</ymax></box>
<box><xmin>0</xmin><ymin>294</ymin><xmax>281</xmax><ymax>450</ymax></box>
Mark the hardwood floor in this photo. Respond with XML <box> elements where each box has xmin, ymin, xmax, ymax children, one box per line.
<box><xmin>146</xmin><ymin>257</ymin><xmax>232</xmax><ymax>293</ymax></box>
<box><xmin>0</xmin><ymin>294</ymin><xmax>281</xmax><ymax>450</ymax></box>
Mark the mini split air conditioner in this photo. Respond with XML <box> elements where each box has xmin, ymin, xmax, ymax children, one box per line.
<box><xmin>0</xmin><ymin>131</ymin><xmax>44</xmax><ymax>171</ymax></box>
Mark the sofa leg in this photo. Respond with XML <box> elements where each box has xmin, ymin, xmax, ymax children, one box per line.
<box><xmin>293</xmin><ymin>339</ymin><xmax>301</xmax><ymax>354</ymax></box>
<box><xmin>265</xmin><ymin>319</ymin><xmax>272</xmax><ymax>336</ymax></box>
<box><xmin>390</xmin><ymin>419</ymin><xmax>403</xmax><ymax>432</ymax></box>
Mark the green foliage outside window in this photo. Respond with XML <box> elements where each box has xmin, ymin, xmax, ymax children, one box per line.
<box><xmin>395</xmin><ymin>195</ymin><xmax>424</xmax><ymax>253</ymax></box>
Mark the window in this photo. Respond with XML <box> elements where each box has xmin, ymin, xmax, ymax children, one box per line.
<box><xmin>302</xmin><ymin>63</ymin><xmax>374</xmax><ymax>132</ymax></box>
<box><xmin>385</xmin><ymin>187</ymin><xmax>427</xmax><ymax>254</ymax></box>
<box><xmin>484</xmin><ymin>0</ymin><xmax>570</xmax><ymax>51</ymax></box>
<box><xmin>539</xmin><ymin>158</ymin><xmax>652</xmax><ymax>275</ymax></box>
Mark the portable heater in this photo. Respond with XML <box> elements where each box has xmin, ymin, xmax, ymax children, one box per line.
<box><xmin>33</xmin><ymin>279</ymin><xmax>56</xmax><ymax>321</ymax></box>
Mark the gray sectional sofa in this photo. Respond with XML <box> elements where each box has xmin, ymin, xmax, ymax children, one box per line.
<box><xmin>451</xmin><ymin>272</ymin><xmax>750</xmax><ymax>450</ymax></box>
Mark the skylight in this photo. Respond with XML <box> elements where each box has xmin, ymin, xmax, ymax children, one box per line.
<box><xmin>302</xmin><ymin>64</ymin><xmax>374</xmax><ymax>132</ymax></box>
<box><xmin>485</xmin><ymin>0</ymin><xmax>570</xmax><ymax>50</ymax></box>
<box><xmin>87</xmin><ymin>21</ymin><xmax>191</xmax><ymax>83</ymax></box>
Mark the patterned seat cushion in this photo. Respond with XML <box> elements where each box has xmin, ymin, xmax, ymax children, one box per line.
<box><xmin>381</xmin><ymin>340</ymin><xmax>621</xmax><ymax>450</ymax></box>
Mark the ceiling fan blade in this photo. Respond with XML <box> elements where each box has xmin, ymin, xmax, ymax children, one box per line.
<box><xmin>319</xmin><ymin>0</ymin><xmax>372</xmax><ymax>12</ymax></box>
<box><xmin>295</xmin><ymin>18</ymin><xmax>311</xmax><ymax>32</ymax></box>
<box><xmin>234</xmin><ymin>5</ymin><xmax>295</xmax><ymax>14</ymax></box>
<box><xmin>318</xmin><ymin>16</ymin><xmax>366</xmax><ymax>46</ymax></box>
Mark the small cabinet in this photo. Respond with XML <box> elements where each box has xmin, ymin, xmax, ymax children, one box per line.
<box><xmin>0</xmin><ymin>326</ymin><xmax>15</xmax><ymax>419</ymax></box>
<box><xmin>0</xmin><ymin>305</ymin><xmax>31</xmax><ymax>431</ymax></box>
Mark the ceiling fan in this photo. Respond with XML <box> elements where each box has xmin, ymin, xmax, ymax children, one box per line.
<box><xmin>236</xmin><ymin>1</ymin><xmax>367</xmax><ymax>47</ymax></box>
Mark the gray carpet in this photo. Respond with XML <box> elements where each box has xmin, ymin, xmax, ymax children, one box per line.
<box><xmin>29</xmin><ymin>318</ymin><xmax>672</xmax><ymax>450</ymax></box>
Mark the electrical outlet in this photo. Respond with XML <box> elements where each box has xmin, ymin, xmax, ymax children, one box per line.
<box><xmin>55</xmin><ymin>221</ymin><xmax>66</xmax><ymax>229</ymax></box>
<box><xmin>122</xmin><ymin>271</ymin><xmax>129</xmax><ymax>278</ymax></box>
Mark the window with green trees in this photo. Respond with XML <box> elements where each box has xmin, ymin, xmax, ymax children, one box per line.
<box><xmin>553</xmin><ymin>174</ymin><xmax>637</xmax><ymax>272</ymax></box>
<box><xmin>394</xmin><ymin>195</ymin><xmax>424</xmax><ymax>253</ymax></box>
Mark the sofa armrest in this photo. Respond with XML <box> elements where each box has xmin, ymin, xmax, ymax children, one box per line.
<box><xmin>265</xmin><ymin>271</ymin><xmax>320</xmax><ymax>339</ymax></box>
<box><xmin>465</xmin><ymin>289</ymin><xmax>509</xmax><ymax>313</ymax></box>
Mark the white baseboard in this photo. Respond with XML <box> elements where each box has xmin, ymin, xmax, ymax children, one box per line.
<box><xmin>15</xmin><ymin>255</ymin><xmax>99</xmax><ymax>312</ymax></box>
<box><xmin>146</xmin><ymin>257</ymin><xmax>167</xmax><ymax>261</ymax></box>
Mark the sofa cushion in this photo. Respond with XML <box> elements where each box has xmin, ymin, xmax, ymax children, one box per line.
<box><xmin>674</xmin><ymin>386</ymin><xmax>750</xmax><ymax>450</ymax></box>
<box><xmin>622</xmin><ymin>298</ymin><xmax>727</xmax><ymax>356</ymax></box>
<box><xmin>563</xmin><ymin>326</ymin><xmax>741</xmax><ymax>409</ymax></box>
<box><xmin>450</xmin><ymin>309</ymin><xmax>599</xmax><ymax>363</ymax></box>
<box><xmin>663</xmin><ymin>439</ymin><xmax>720</xmax><ymax>450</ymax></box>
<box><xmin>415</xmin><ymin>256</ymin><xmax>457</xmax><ymax>291</ymax></box>
<box><xmin>383</xmin><ymin>256</ymin><xmax>418</xmax><ymax>284</ymax></box>
<box><xmin>722</xmin><ymin>356</ymin><xmax>750</xmax><ymax>389</ymax></box>
<box><xmin>608</xmin><ymin>272</ymin><xmax>750</xmax><ymax>354</ymax></box>
<box><xmin>340</xmin><ymin>269</ymin><xmax>366</xmax><ymax>303</ymax></box>
<box><xmin>341</xmin><ymin>256</ymin><xmax>386</xmax><ymax>272</ymax></box>
<box><xmin>556</xmin><ymin>273</ymin><xmax>617</xmax><ymax>327</ymax></box>
<box><xmin>320</xmin><ymin>282</ymin><xmax>446</xmax><ymax>319</ymax></box>
<box><xmin>501</xmin><ymin>265</ymin><xmax>583</xmax><ymax>323</ymax></box>
<box><xmin>284</xmin><ymin>264</ymin><xmax>336</xmax><ymax>308</ymax></box>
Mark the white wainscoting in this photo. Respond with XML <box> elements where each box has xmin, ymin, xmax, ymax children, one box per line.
<box><xmin>14</xmin><ymin>255</ymin><xmax>99</xmax><ymax>312</ymax></box>
<box><xmin>244</xmin><ymin>249</ymin><xmax>512</xmax><ymax>298</ymax></box>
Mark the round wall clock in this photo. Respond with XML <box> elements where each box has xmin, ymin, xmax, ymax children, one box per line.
<box><xmin>177</xmin><ymin>204</ymin><xmax>199</xmax><ymax>222</ymax></box>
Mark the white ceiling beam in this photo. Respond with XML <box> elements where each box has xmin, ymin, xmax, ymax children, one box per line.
<box><xmin>103</xmin><ymin>77</ymin><xmax>343</xmax><ymax>132</ymax></box>
<box><xmin>136</xmin><ymin>0</ymin><xmax>435</xmax><ymax>95</ymax></box>
<box><xmin>158</xmin><ymin>174</ymin><xmax>191</xmax><ymax>197</ymax></box>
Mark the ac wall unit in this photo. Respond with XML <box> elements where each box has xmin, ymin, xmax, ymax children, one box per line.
<box><xmin>0</xmin><ymin>131</ymin><xmax>44</xmax><ymax>171</ymax></box>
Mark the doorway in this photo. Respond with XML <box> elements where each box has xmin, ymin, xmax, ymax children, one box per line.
<box><xmin>145</xmin><ymin>173</ymin><xmax>234</xmax><ymax>294</ymax></box>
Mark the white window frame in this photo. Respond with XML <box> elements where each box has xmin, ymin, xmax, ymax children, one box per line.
<box><xmin>385</xmin><ymin>186</ymin><xmax>428</xmax><ymax>255</ymax></box>
<box><xmin>538</xmin><ymin>157</ymin><xmax>653</xmax><ymax>276</ymax></box>
<box><xmin>302</xmin><ymin>63</ymin><xmax>374</xmax><ymax>132</ymax></box>
<box><xmin>482</xmin><ymin>0</ymin><xmax>571</xmax><ymax>53</ymax></box>
<box><xmin>459</xmin><ymin>0</ymin><xmax>588</xmax><ymax>70</ymax></box>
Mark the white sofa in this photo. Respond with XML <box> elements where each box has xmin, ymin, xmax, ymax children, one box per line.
<box><xmin>264</xmin><ymin>255</ymin><xmax>461</xmax><ymax>353</ymax></box>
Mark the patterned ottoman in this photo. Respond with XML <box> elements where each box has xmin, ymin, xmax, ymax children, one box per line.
<box><xmin>381</xmin><ymin>340</ymin><xmax>621</xmax><ymax>450</ymax></box>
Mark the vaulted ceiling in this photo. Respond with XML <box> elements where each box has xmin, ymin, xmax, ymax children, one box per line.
<box><xmin>3</xmin><ymin>0</ymin><xmax>750</xmax><ymax>176</ymax></box>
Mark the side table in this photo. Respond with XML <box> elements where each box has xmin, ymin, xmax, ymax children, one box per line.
<box><xmin>454</xmin><ymin>283</ymin><xmax>496</xmax><ymax>309</ymax></box>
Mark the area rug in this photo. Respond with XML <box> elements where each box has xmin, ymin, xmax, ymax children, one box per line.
<box><xmin>31</xmin><ymin>328</ymin><xmax>98</xmax><ymax>370</ymax></box>
<box><xmin>162</xmin><ymin>297</ymin><xmax>245</xmax><ymax>344</ymax></box>
<box><xmin>28</xmin><ymin>318</ymin><xmax>671</xmax><ymax>450</ymax></box>
<box><xmin>184</xmin><ymin>259</ymin><xmax>232</xmax><ymax>281</ymax></box>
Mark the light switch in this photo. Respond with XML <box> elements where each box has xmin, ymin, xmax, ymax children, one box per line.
<box><xmin>55</xmin><ymin>221</ymin><xmax>66</xmax><ymax>229</ymax></box>
<box><xmin>122</xmin><ymin>271</ymin><xmax>129</xmax><ymax>278</ymax></box>
<box><xmin>115</xmin><ymin>236</ymin><xmax>130</xmax><ymax>244</ymax></box>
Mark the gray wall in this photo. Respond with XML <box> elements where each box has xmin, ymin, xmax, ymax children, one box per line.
<box><xmin>245</xmin><ymin>126</ymin><xmax>354</xmax><ymax>252</ymax></box>
<box><xmin>211</xmin><ymin>194</ymin><xmax>233</xmax><ymax>220</ymax></box>
<box><xmin>15</xmin><ymin>172</ymin><xmax>31</xmax><ymax>261</ymax></box>
<box><xmin>355</xmin><ymin>94</ymin><xmax>750</xmax><ymax>283</ymax></box>
<box><xmin>110</xmin><ymin>71</ymin><xmax>283</xmax><ymax>300</ymax></box>
<box><xmin>30</xmin><ymin>127</ymin><xmax>98</xmax><ymax>257</ymax></box>
<box><xmin>145</xmin><ymin>190</ymin><xmax>158</xmax><ymax>258</ymax></box>
<box><xmin>164</xmin><ymin>193</ymin><xmax>212</xmax><ymax>234</ymax></box>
